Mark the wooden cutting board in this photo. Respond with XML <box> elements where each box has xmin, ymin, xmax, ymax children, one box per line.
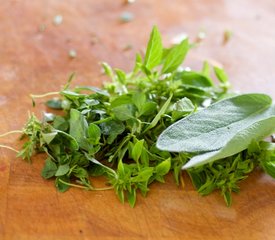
<box><xmin>1</xmin><ymin>0</ymin><xmax>275</xmax><ymax>239</ymax></box>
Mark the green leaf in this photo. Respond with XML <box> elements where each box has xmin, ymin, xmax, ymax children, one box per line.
<box><xmin>157</xmin><ymin>94</ymin><xmax>273</xmax><ymax>154</ymax></box>
<box><xmin>53</xmin><ymin>116</ymin><xmax>69</xmax><ymax>131</ymax></box>
<box><xmin>131</xmin><ymin>167</ymin><xmax>154</xmax><ymax>182</ymax></box>
<box><xmin>63</xmin><ymin>72</ymin><xmax>75</xmax><ymax>90</ymax></box>
<box><xmin>144</xmin><ymin>26</ymin><xmax>163</xmax><ymax>70</ymax></box>
<box><xmin>85</xmin><ymin>153</ymin><xmax>117</xmax><ymax>177</ymax></box>
<box><xmin>176</xmin><ymin>71</ymin><xmax>214</xmax><ymax>87</ymax></box>
<box><xmin>46</xmin><ymin>99</ymin><xmax>62</xmax><ymax>109</ymax></box>
<box><xmin>101</xmin><ymin>62</ymin><xmax>114</xmax><ymax>79</ymax></box>
<box><xmin>133</xmin><ymin>53</ymin><xmax>143</xmax><ymax>74</ymax></box>
<box><xmin>110</xmin><ymin>95</ymin><xmax>132</xmax><ymax>108</ymax></box>
<box><xmin>247</xmin><ymin>140</ymin><xmax>261</xmax><ymax>155</ymax></box>
<box><xmin>115</xmin><ymin>68</ymin><xmax>127</xmax><ymax>84</ymax></box>
<box><xmin>140</xmin><ymin>102</ymin><xmax>157</xmax><ymax>116</ymax></box>
<box><xmin>69</xmin><ymin>109</ymin><xmax>88</xmax><ymax>138</ymax></box>
<box><xmin>132</xmin><ymin>139</ymin><xmax>144</xmax><ymax>162</ymax></box>
<box><xmin>132</xmin><ymin>92</ymin><xmax>146</xmax><ymax>113</ymax></box>
<box><xmin>117</xmin><ymin>159</ymin><xmax>125</xmax><ymax>178</ymax></box>
<box><xmin>144</xmin><ymin>94</ymin><xmax>172</xmax><ymax>132</ymax></box>
<box><xmin>183</xmin><ymin>116</ymin><xmax>275</xmax><ymax>169</ymax></box>
<box><xmin>113</xmin><ymin>104</ymin><xmax>135</xmax><ymax>121</ymax></box>
<box><xmin>55</xmin><ymin>176</ymin><xmax>70</xmax><ymax>192</ymax></box>
<box><xmin>261</xmin><ymin>159</ymin><xmax>275</xmax><ymax>178</ymax></box>
<box><xmin>88</xmin><ymin>123</ymin><xmax>101</xmax><ymax>144</ymax></box>
<box><xmin>69</xmin><ymin>109</ymin><xmax>90</xmax><ymax>150</ymax></box>
<box><xmin>162</xmin><ymin>39</ymin><xmax>189</xmax><ymax>73</ymax></box>
<box><xmin>155</xmin><ymin>158</ymin><xmax>171</xmax><ymax>176</ymax></box>
<box><xmin>214</xmin><ymin>66</ymin><xmax>228</xmax><ymax>83</ymax></box>
<box><xmin>55</xmin><ymin>164</ymin><xmax>70</xmax><ymax>176</ymax></box>
<box><xmin>172</xmin><ymin>97</ymin><xmax>195</xmax><ymax>120</ymax></box>
<box><xmin>202</xmin><ymin>61</ymin><xmax>210</xmax><ymax>77</ymax></box>
<box><xmin>42</xmin><ymin>132</ymin><xmax>58</xmax><ymax>145</ymax></box>
<box><xmin>55</xmin><ymin>130</ymin><xmax>79</xmax><ymax>151</ymax></box>
<box><xmin>127</xmin><ymin>188</ymin><xmax>137</xmax><ymax>208</ymax></box>
<box><xmin>61</xmin><ymin>90</ymin><xmax>86</xmax><ymax>98</ymax></box>
<box><xmin>223</xmin><ymin>191</ymin><xmax>232</xmax><ymax>207</ymax></box>
<box><xmin>73</xmin><ymin>167</ymin><xmax>89</xmax><ymax>179</ymax></box>
<box><xmin>100</xmin><ymin>120</ymin><xmax>125</xmax><ymax>142</ymax></box>
<box><xmin>74</xmin><ymin>86</ymin><xmax>110</xmax><ymax>97</ymax></box>
<box><xmin>41</xmin><ymin>158</ymin><xmax>57</xmax><ymax>179</ymax></box>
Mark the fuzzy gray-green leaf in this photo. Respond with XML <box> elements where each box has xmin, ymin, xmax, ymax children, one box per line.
<box><xmin>157</xmin><ymin>94</ymin><xmax>273</xmax><ymax>153</ymax></box>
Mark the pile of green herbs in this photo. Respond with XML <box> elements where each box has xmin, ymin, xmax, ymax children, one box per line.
<box><xmin>2</xmin><ymin>27</ymin><xmax>275</xmax><ymax>207</ymax></box>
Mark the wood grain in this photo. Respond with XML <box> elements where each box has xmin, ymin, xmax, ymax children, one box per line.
<box><xmin>1</xmin><ymin>0</ymin><xmax>275</xmax><ymax>239</ymax></box>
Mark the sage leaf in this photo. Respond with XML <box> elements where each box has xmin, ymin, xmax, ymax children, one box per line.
<box><xmin>157</xmin><ymin>94</ymin><xmax>273</xmax><ymax>153</ymax></box>
<box><xmin>182</xmin><ymin>110</ymin><xmax>275</xmax><ymax>169</ymax></box>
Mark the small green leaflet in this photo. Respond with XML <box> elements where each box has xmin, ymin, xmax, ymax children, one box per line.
<box><xmin>55</xmin><ymin>164</ymin><xmax>70</xmax><ymax>176</ymax></box>
<box><xmin>144</xmin><ymin>94</ymin><xmax>172</xmax><ymax>132</ymax></box>
<box><xmin>144</xmin><ymin>26</ymin><xmax>163</xmax><ymax>70</ymax></box>
<box><xmin>41</xmin><ymin>158</ymin><xmax>57</xmax><ymax>179</ymax></box>
<box><xmin>132</xmin><ymin>139</ymin><xmax>144</xmax><ymax>162</ymax></box>
<box><xmin>214</xmin><ymin>66</ymin><xmax>228</xmax><ymax>83</ymax></box>
<box><xmin>42</xmin><ymin>132</ymin><xmax>58</xmax><ymax>145</ymax></box>
<box><xmin>162</xmin><ymin>39</ymin><xmax>189</xmax><ymax>73</ymax></box>
<box><xmin>69</xmin><ymin>109</ymin><xmax>90</xmax><ymax>150</ymax></box>
<box><xmin>172</xmin><ymin>97</ymin><xmax>195</xmax><ymax>120</ymax></box>
<box><xmin>155</xmin><ymin>158</ymin><xmax>171</xmax><ymax>176</ymax></box>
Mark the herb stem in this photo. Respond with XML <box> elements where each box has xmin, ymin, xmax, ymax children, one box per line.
<box><xmin>93</xmin><ymin>117</ymin><xmax>112</xmax><ymax>125</ymax></box>
<box><xmin>58</xmin><ymin>179</ymin><xmax>91</xmax><ymax>189</ymax></box>
<box><xmin>92</xmin><ymin>186</ymin><xmax>114</xmax><ymax>191</ymax></box>
<box><xmin>0</xmin><ymin>145</ymin><xmax>19</xmax><ymax>153</ymax></box>
<box><xmin>30</xmin><ymin>92</ymin><xmax>60</xmax><ymax>99</ymax></box>
<box><xmin>58</xmin><ymin>179</ymin><xmax>113</xmax><ymax>191</ymax></box>
<box><xmin>0</xmin><ymin>130</ymin><xmax>23</xmax><ymax>138</ymax></box>
<box><xmin>109</xmin><ymin>134</ymin><xmax>132</xmax><ymax>162</ymax></box>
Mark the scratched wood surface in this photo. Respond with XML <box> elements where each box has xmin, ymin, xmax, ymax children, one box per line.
<box><xmin>1</xmin><ymin>0</ymin><xmax>275</xmax><ymax>239</ymax></box>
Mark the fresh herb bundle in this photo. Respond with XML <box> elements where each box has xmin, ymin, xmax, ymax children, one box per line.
<box><xmin>1</xmin><ymin>26</ymin><xmax>275</xmax><ymax>207</ymax></box>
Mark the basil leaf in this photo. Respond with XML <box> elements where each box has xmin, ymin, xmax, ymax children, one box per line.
<box><xmin>176</xmin><ymin>71</ymin><xmax>214</xmax><ymax>87</ymax></box>
<box><xmin>113</xmin><ymin>104</ymin><xmax>135</xmax><ymax>121</ymax></box>
<box><xmin>214</xmin><ymin>66</ymin><xmax>228</xmax><ymax>83</ymax></box>
<box><xmin>132</xmin><ymin>139</ymin><xmax>144</xmax><ymax>162</ymax></box>
<box><xmin>144</xmin><ymin>26</ymin><xmax>163</xmax><ymax>70</ymax></box>
<box><xmin>155</xmin><ymin>158</ymin><xmax>171</xmax><ymax>176</ymax></box>
<box><xmin>162</xmin><ymin>39</ymin><xmax>189</xmax><ymax>73</ymax></box>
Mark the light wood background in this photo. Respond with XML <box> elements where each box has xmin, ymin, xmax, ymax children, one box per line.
<box><xmin>1</xmin><ymin>0</ymin><xmax>275</xmax><ymax>239</ymax></box>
